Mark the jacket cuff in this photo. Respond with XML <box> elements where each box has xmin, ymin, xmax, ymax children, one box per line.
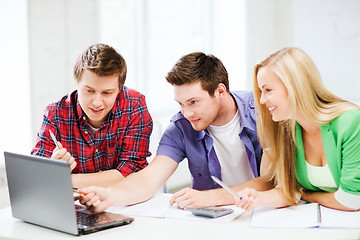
<box><xmin>334</xmin><ymin>187</ymin><xmax>360</xmax><ymax>210</ymax></box>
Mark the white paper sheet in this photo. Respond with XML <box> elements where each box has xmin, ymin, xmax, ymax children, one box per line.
<box><xmin>250</xmin><ymin>203</ymin><xmax>319</xmax><ymax>228</ymax></box>
<box><xmin>107</xmin><ymin>193</ymin><xmax>245</xmax><ymax>223</ymax></box>
<box><xmin>250</xmin><ymin>203</ymin><xmax>360</xmax><ymax>229</ymax></box>
<box><xmin>320</xmin><ymin>205</ymin><xmax>360</xmax><ymax>229</ymax></box>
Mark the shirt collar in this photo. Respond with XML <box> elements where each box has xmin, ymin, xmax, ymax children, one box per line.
<box><xmin>74</xmin><ymin>91</ymin><xmax>86</xmax><ymax>122</ymax></box>
<box><xmin>230</xmin><ymin>91</ymin><xmax>256</xmax><ymax>133</ymax></box>
<box><xmin>173</xmin><ymin>91</ymin><xmax>256</xmax><ymax>140</ymax></box>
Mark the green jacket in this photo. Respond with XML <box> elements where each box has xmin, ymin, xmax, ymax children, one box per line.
<box><xmin>295</xmin><ymin>110</ymin><xmax>360</xmax><ymax>197</ymax></box>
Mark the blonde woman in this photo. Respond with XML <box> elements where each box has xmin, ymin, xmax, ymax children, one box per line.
<box><xmin>235</xmin><ymin>47</ymin><xmax>360</xmax><ymax>211</ymax></box>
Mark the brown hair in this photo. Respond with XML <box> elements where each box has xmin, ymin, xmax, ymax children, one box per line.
<box><xmin>73</xmin><ymin>43</ymin><xmax>127</xmax><ymax>88</ymax></box>
<box><xmin>166</xmin><ymin>52</ymin><xmax>229</xmax><ymax>96</ymax></box>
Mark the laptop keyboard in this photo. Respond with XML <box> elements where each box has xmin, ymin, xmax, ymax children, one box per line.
<box><xmin>75</xmin><ymin>204</ymin><xmax>119</xmax><ymax>227</ymax></box>
<box><xmin>77</xmin><ymin>211</ymin><xmax>96</xmax><ymax>226</ymax></box>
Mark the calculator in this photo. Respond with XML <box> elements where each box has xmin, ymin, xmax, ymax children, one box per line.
<box><xmin>186</xmin><ymin>206</ymin><xmax>234</xmax><ymax>218</ymax></box>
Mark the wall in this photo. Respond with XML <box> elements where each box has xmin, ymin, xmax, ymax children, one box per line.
<box><xmin>28</xmin><ymin>0</ymin><xmax>100</xmax><ymax>141</ymax></box>
<box><xmin>244</xmin><ymin>0</ymin><xmax>293</xmax><ymax>85</ymax></box>
<box><xmin>0</xmin><ymin>0</ymin><xmax>30</xmax><ymax>209</ymax></box>
<box><xmin>0</xmin><ymin>1</ymin><xmax>32</xmax><ymax>158</ymax></box>
<box><xmin>292</xmin><ymin>0</ymin><xmax>360</xmax><ymax>103</ymax></box>
<box><xmin>244</xmin><ymin>0</ymin><xmax>360</xmax><ymax>103</ymax></box>
<box><xmin>1</xmin><ymin>0</ymin><xmax>360</xmax><ymax>208</ymax></box>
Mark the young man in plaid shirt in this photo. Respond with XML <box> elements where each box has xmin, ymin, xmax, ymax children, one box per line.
<box><xmin>32</xmin><ymin>43</ymin><xmax>153</xmax><ymax>188</ymax></box>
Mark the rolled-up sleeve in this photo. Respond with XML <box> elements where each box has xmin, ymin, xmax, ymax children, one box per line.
<box><xmin>336</xmin><ymin>110</ymin><xmax>360</xmax><ymax>209</ymax></box>
<box><xmin>116</xmin><ymin>94</ymin><xmax>152</xmax><ymax>176</ymax></box>
<box><xmin>156</xmin><ymin>122</ymin><xmax>186</xmax><ymax>164</ymax></box>
<box><xmin>335</xmin><ymin>187</ymin><xmax>360</xmax><ymax>210</ymax></box>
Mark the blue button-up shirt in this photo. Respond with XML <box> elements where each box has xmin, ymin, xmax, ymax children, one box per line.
<box><xmin>156</xmin><ymin>91</ymin><xmax>262</xmax><ymax>190</ymax></box>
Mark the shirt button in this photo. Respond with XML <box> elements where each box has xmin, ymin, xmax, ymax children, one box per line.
<box><xmin>84</xmin><ymin>131</ymin><xmax>88</xmax><ymax>134</ymax></box>
<box><xmin>96</xmin><ymin>149</ymin><xmax>98</xmax><ymax>153</ymax></box>
<box><xmin>198</xmin><ymin>173</ymin><xmax>202</xmax><ymax>177</ymax></box>
<box><xmin>83</xmin><ymin>116</ymin><xmax>86</xmax><ymax>120</ymax></box>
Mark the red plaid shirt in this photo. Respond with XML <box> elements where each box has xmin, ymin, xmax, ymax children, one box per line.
<box><xmin>32</xmin><ymin>86</ymin><xmax>152</xmax><ymax>176</ymax></box>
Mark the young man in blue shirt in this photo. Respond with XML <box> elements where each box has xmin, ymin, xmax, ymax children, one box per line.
<box><xmin>79</xmin><ymin>52</ymin><xmax>271</xmax><ymax>212</ymax></box>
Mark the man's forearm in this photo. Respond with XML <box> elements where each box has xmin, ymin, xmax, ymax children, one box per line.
<box><xmin>72</xmin><ymin>169</ymin><xmax>125</xmax><ymax>188</ymax></box>
<box><xmin>100</xmin><ymin>156</ymin><xmax>179</xmax><ymax>206</ymax></box>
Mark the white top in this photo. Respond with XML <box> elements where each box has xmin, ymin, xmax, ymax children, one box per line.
<box><xmin>306</xmin><ymin>161</ymin><xmax>360</xmax><ymax>209</ymax></box>
<box><xmin>88</xmin><ymin>124</ymin><xmax>99</xmax><ymax>134</ymax></box>
<box><xmin>305</xmin><ymin>161</ymin><xmax>337</xmax><ymax>192</ymax></box>
<box><xmin>207</xmin><ymin>111</ymin><xmax>254</xmax><ymax>186</ymax></box>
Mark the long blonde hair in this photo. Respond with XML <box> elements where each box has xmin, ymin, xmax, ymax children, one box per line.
<box><xmin>253</xmin><ymin>47</ymin><xmax>359</xmax><ymax>204</ymax></box>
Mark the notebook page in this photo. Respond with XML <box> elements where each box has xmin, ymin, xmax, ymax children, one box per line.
<box><xmin>250</xmin><ymin>203</ymin><xmax>319</xmax><ymax>228</ymax></box>
<box><xmin>107</xmin><ymin>193</ymin><xmax>174</xmax><ymax>218</ymax></box>
<box><xmin>320</xmin><ymin>205</ymin><xmax>360</xmax><ymax>228</ymax></box>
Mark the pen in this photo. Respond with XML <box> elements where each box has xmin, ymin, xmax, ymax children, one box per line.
<box><xmin>49</xmin><ymin>129</ymin><xmax>60</xmax><ymax>149</ymax></box>
<box><xmin>211</xmin><ymin>176</ymin><xmax>242</xmax><ymax>200</ymax></box>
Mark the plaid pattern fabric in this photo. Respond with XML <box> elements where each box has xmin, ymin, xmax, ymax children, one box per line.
<box><xmin>32</xmin><ymin>86</ymin><xmax>152</xmax><ymax>176</ymax></box>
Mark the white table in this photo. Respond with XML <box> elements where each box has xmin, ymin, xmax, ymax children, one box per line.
<box><xmin>0</xmin><ymin>206</ymin><xmax>359</xmax><ymax>240</ymax></box>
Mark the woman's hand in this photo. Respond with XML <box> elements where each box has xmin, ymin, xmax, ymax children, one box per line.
<box><xmin>234</xmin><ymin>187</ymin><xmax>263</xmax><ymax>211</ymax></box>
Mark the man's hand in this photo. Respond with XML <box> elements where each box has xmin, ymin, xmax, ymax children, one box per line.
<box><xmin>78</xmin><ymin>186</ymin><xmax>113</xmax><ymax>213</ymax></box>
<box><xmin>169</xmin><ymin>188</ymin><xmax>215</xmax><ymax>209</ymax></box>
<box><xmin>51</xmin><ymin>142</ymin><xmax>77</xmax><ymax>171</ymax></box>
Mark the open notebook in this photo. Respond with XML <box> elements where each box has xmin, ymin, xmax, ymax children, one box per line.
<box><xmin>250</xmin><ymin>203</ymin><xmax>360</xmax><ymax>229</ymax></box>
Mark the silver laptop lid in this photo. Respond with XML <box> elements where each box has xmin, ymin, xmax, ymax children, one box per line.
<box><xmin>4</xmin><ymin>152</ymin><xmax>78</xmax><ymax>235</ymax></box>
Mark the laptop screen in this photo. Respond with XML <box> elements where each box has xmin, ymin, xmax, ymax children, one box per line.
<box><xmin>5</xmin><ymin>152</ymin><xmax>79</xmax><ymax>234</ymax></box>
<box><xmin>4</xmin><ymin>152</ymin><xmax>133</xmax><ymax>235</ymax></box>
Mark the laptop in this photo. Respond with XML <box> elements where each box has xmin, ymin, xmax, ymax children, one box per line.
<box><xmin>4</xmin><ymin>151</ymin><xmax>134</xmax><ymax>235</ymax></box>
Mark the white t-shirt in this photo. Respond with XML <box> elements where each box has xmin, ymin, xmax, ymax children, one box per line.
<box><xmin>88</xmin><ymin>124</ymin><xmax>99</xmax><ymax>134</ymax></box>
<box><xmin>207</xmin><ymin>111</ymin><xmax>254</xmax><ymax>186</ymax></box>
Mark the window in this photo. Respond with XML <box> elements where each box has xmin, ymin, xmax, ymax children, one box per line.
<box><xmin>97</xmin><ymin>0</ymin><xmax>246</xmax><ymax>128</ymax></box>
<box><xmin>0</xmin><ymin>1</ymin><xmax>31</xmax><ymax>165</ymax></box>
<box><xmin>0</xmin><ymin>0</ymin><xmax>246</xmax><ymax>165</ymax></box>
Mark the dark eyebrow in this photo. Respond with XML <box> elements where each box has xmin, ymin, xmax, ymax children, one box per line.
<box><xmin>187</xmin><ymin>98</ymin><xmax>197</xmax><ymax>102</ymax></box>
<box><xmin>83</xmin><ymin>85</ymin><xmax>94</xmax><ymax>89</ymax></box>
<box><xmin>260</xmin><ymin>84</ymin><xmax>270</xmax><ymax>90</ymax></box>
<box><xmin>83</xmin><ymin>85</ymin><xmax>117</xmax><ymax>92</ymax></box>
<box><xmin>175</xmin><ymin>97</ymin><xmax>197</xmax><ymax>104</ymax></box>
<box><xmin>102</xmin><ymin>88</ymin><xmax>117</xmax><ymax>92</ymax></box>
